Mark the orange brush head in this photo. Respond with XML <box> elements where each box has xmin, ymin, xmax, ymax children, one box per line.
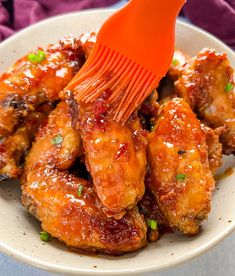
<box><xmin>66</xmin><ymin>0</ymin><xmax>186</xmax><ymax>124</ymax></box>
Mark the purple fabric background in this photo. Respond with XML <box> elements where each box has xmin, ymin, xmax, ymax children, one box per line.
<box><xmin>0</xmin><ymin>0</ymin><xmax>118</xmax><ymax>41</ymax></box>
<box><xmin>0</xmin><ymin>0</ymin><xmax>235</xmax><ymax>50</ymax></box>
<box><xmin>184</xmin><ymin>0</ymin><xmax>235</xmax><ymax>49</ymax></box>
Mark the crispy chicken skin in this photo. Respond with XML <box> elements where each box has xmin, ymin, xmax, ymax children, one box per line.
<box><xmin>76</xmin><ymin>99</ymin><xmax>147</xmax><ymax>219</ymax></box>
<box><xmin>0</xmin><ymin>35</ymin><xmax>90</xmax><ymax>139</ymax></box>
<box><xmin>175</xmin><ymin>48</ymin><xmax>235</xmax><ymax>154</ymax></box>
<box><xmin>0</xmin><ymin>104</ymin><xmax>52</xmax><ymax>180</ymax></box>
<box><xmin>147</xmin><ymin>98</ymin><xmax>215</xmax><ymax>235</ymax></box>
<box><xmin>22</xmin><ymin>169</ymin><xmax>146</xmax><ymax>254</ymax></box>
<box><xmin>200</xmin><ymin>124</ymin><xmax>223</xmax><ymax>173</ymax></box>
<box><xmin>25</xmin><ymin>102</ymin><xmax>82</xmax><ymax>171</ymax></box>
<box><xmin>21</xmin><ymin>101</ymin><xmax>147</xmax><ymax>254</ymax></box>
<box><xmin>142</xmin><ymin>83</ymin><xmax>222</xmax><ymax>174</ymax></box>
<box><xmin>0</xmin><ymin>34</ymin><xmax>96</xmax><ymax>180</ymax></box>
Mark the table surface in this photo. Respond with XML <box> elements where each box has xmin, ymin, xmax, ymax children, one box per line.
<box><xmin>1</xmin><ymin>232</ymin><xmax>235</xmax><ymax>276</ymax></box>
<box><xmin>1</xmin><ymin>1</ymin><xmax>235</xmax><ymax>275</ymax></box>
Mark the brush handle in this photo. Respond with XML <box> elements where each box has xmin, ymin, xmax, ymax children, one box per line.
<box><xmin>129</xmin><ymin>0</ymin><xmax>186</xmax><ymax>14</ymax></box>
<box><xmin>127</xmin><ymin>0</ymin><xmax>186</xmax><ymax>21</ymax></box>
<box><xmin>96</xmin><ymin>0</ymin><xmax>186</xmax><ymax>73</ymax></box>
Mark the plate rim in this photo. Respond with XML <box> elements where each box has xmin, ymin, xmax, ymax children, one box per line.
<box><xmin>0</xmin><ymin>8</ymin><xmax>235</xmax><ymax>276</ymax></box>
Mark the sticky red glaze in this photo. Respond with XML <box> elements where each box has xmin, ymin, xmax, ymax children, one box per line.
<box><xmin>175</xmin><ymin>48</ymin><xmax>235</xmax><ymax>154</ymax></box>
<box><xmin>115</xmin><ymin>143</ymin><xmax>128</xmax><ymax>159</ymax></box>
<box><xmin>0</xmin><ymin>33</ymin><xmax>97</xmax><ymax>179</ymax></box>
<box><xmin>0</xmin><ymin>35</ymin><xmax>94</xmax><ymax>138</ymax></box>
<box><xmin>77</xmin><ymin>103</ymin><xmax>147</xmax><ymax>217</ymax></box>
<box><xmin>21</xmin><ymin>99</ymin><xmax>147</xmax><ymax>254</ymax></box>
<box><xmin>147</xmin><ymin>98</ymin><xmax>215</xmax><ymax>235</ymax></box>
<box><xmin>22</xmin><ymin>167</ymin><xmax>146</xmax><ymax>254</ymax></box>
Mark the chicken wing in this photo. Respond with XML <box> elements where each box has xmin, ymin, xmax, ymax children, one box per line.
<box><xmin>175</xmin><ymin>48</ymin><xmax>235</xmax><ymax>154</ymax></box>
<box><xmin>76</xmin><ymin>97</ymin><xmax>147</xmax><ymax>219</ymax></box>
<box><xmin>0</xmin><ymin>32</ymin><xmax>96</xmax><ymax>138</ymax></box>
<box><xmin>0</xmin><ymin>33</ymin><xmax>96</xmax><ymax>180</ymax></box>
<box><xmin>24</xmin><ymin>102</ymin><xmax>82</xmax><ymax>171</ymax></box>
<box><xmin>0</xmin><ymin>103</ymin><xmax>53</xmax><ymax>180</ymax></box>
<box><xmin>147</xmin><ymin>98</ymin><xmax>215</xmax><ymax>235</ymax></box>
<box><xmin>0</xmin><ymin>36</ymin><xmax>89</xmax><ymax>138</ymax></box>
<box><xmin>21</xmin><ymin>101</ymin><xmax>147</xmax><ymax>254</ymax></box>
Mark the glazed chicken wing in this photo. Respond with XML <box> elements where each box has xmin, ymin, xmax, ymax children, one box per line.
<box><xmin>25</xmin><ymin>102</ymin><xmax>82</xmax><ymax>171</ymax></box>
<box><xmin>0</xmin><ymin>36</ymin><xmax>87</xmax><ymax>138</ymax></box>
<box><xmin>22</xmin><ymin>167</ymin><xmax>146</xmax><ymax>255</ymax></box>
<box><xmin>175</xmin><ymin>48</ymin><xmax>235</xmax><ymax>154</ymax></box>
<box><xmin>0</xmin><ymin>103</ymin><xmax>53</xmax><ymax>179</ymax></box>
<box><xmin>21</xmin><ymin>101</ymin><xmax>147</xmax><ymax>254</ymax></box>
<box><xmin>147</xmin><ymin>98</ymin><xmax>215</xmax><ymax>235</ymax></box>
<box><xmin>0</xmin><ymin>33</ymin><xmax>96</xmax><ymax>180</ymax></box>
<box><xmin>76</xmin><ymin>98</ymin><xmax>147</xmax><ymax>219</ymax></box>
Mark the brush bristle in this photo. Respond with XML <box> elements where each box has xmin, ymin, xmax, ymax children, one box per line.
<box><xmin>70</xmin><ymin>43</ymin><xmax>160</xmax><ymax>124</ymax></box>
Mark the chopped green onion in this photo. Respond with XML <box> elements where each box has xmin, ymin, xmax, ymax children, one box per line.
<box><xmin>147</xmin><ymin>219</ymin><xmax>158</xmax><ymax>230</ymax></box>
<box><xmin>40</xmin><ymin>231</ymin><xmax>50</xmax><ymax>242</ymax></box>
<box><xmin>176</xmin><ymin>173</ymin><xmax>186</xmax><ymax>181</ymax></box>
<box><xmin>225</xmin><ymin>83</ymin><xmax>234</xmax><ymax>92</ymax></box>
<box><xmin>172</xmin><ymin>59</ymin><xmax>179</xmax><ymax>66</ymax></box>
<box><xmin>28</xmin><ymin>50</ymin><xmax>46</xmax><ymax>63</ymax></box>
<box><xmin>77</xmin><ymin>185</ymin><xmax>84</xmax><ymax>197</ymax></box>
<box><xmin>178</xmin><ymin>150</ymin><xmax>186</xmax><ymax>155</ymax></box>
<box><xmin>51</xmin><ymin>134</ymin><xmax>63</xmax><ymax>145</ymax></box>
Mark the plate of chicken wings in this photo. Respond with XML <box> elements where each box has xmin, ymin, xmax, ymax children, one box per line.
<box><xmin>0</xmin><ymin>9</ymin><xmax>234</xmax><ymax>276</ymax></box>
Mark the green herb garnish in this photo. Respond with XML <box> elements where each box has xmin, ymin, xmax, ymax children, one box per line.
<box><xmin>51</xmin><ymin>134</ymin><xmax>63</xmax><ymax>145</ymax></box>
<box><xmin>28</xmin><ymin>50</ymin><xmax>46</xmax><ymax>63</ymax></box>
<box><xmin>225</xmin><ymin>83</ymin><xmax>234</xmax><ymax>92</ymax></box>
<box><xmin>176</xmin><ymin>173</ymin><xmax>186</xmax><ymax>181</ymax></box>
<box><xmin>147</xmin><ymin>219</ymin><xmax>158</xmax><ymax>230</ymax></box>
<box><xmin>172</xmin><ymin>59</ymin><xmax>179</xmax><ymax>66</ymax></box>
<box><xmin>77</xmin><ymin>185</ymin><xmax>84</xmax><ymax>197</ymax></box>
<box><xmin>40</xmin><ymin>231</ymin><xmax>50</xmax><ymax>242</ymax></box>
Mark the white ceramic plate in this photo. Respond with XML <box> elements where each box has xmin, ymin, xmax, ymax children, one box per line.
<box><xmin>0</xmin><ymin>9</ymin><xmax>235</xmax><ymax>276</ymax></box>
